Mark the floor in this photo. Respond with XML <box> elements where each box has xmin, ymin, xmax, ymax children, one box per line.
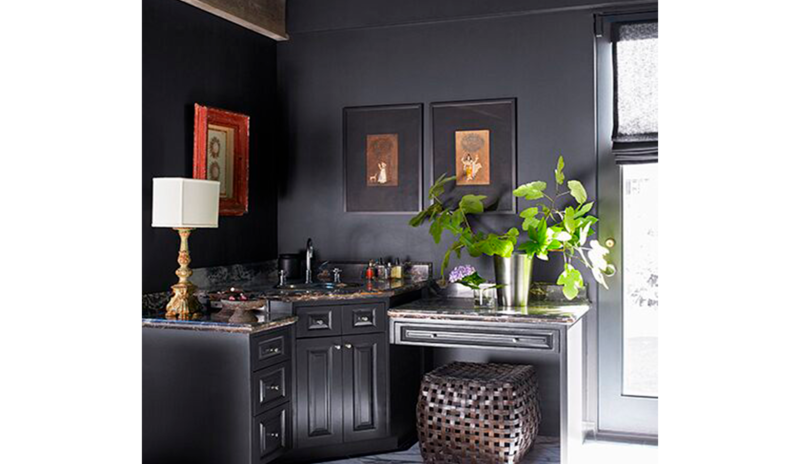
<box><xmin>324</xmin><ymin>436</ymin><xmax>560</xmax><ymax>464</ymax></box>
<box><xmin>322</xmin><ymin>436</ymin><xmax>658</xmax><ymax>464</ymax></box>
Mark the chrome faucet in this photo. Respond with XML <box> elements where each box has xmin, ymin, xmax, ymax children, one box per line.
<box><xmin>305</xmin><ymin>238</ymin><xmax>314</xmax><ymax>284</ymax></box>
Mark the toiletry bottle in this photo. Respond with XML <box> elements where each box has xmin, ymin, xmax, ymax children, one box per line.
<box><xmin>391</xmin><ymin>258</ymin><xmax>403</xmax><ymax>280</ymax></box>
<box><xmin>365</xmin><ymin>260</ymin><xmax>375</xmax><ymax>280</ymax></box>
<box><xmin>376</xmin><ymin>258</ymin><xmax>387</xmax><ymax>280</ymax></box>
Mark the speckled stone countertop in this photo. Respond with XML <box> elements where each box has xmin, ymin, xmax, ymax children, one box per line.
<box><xmin>388</xmin><ymin>297</ymin><xmax>591</xmax><ymax>327</ymax></box>
<box><xmin>142</xmin><ymin>310</ymin><xmax>298</xmax><ymax>335</ymax></box>
<box><xmin>143</xmin><ymin>261</ymin><xmax>432</xmax><ymax>334</ymax></box>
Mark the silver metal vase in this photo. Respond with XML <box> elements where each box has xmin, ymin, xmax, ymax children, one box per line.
<box><xmin>493</xmin><ymin>253</ymin><xmax>533</xmax><ymax>307</ymax></box>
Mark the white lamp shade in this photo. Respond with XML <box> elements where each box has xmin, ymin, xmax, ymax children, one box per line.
<box><xmin>152</xmin><ymin>178</ymin><xmax>220</xmax><ymax>228</ymax></box>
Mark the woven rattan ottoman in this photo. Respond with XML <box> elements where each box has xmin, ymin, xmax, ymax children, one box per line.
<box><xmin>416</xmin><ymin>362</ymin><xmax>541</xmax><ymax>464</ymax></box>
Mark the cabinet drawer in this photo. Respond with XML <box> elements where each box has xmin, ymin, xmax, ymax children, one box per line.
<box><xmin>296</xmin><ymin>305</ymin><xmax>340</xmax><ymax>338</ymax></box>
<box><xmin>394</xmin><ymin>323</ymin><xmax>559</xmax><ymax>352</ymax></box>
<box><xmin>253</xmin><ymin>403</ymin><xmax>291</xmax><ymax>463</ymax></box>
<box><xmin>251</xmin><ymin>327</ymin><xmax>292</xmax><ymax>372</ymax></box>
<box><xmin>252</xmin><ymin>361</ymin><xmax>291</xmax><ymax>416</ymax></box>
<box><xmin>342</xmin><ymin>303</ymin><xmax>386</xmax><ymax>335</ymax></box>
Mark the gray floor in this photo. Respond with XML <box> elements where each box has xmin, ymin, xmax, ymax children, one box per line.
<box><xmin>323</xmin><ymin>436</ymin><xmax>561</xmax><ymax>464</ymax></box>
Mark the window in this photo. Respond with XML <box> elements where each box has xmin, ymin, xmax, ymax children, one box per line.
<box><xmin>613</xmin><ymin>20</ymin><xmax>658</xmax><ymax>162</ymax></box>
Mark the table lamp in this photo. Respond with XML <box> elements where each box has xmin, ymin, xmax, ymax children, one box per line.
<box><xmin>152</xmin><ymin>178</ymin><xmax>220</xmax><ymax>318</ymax></box>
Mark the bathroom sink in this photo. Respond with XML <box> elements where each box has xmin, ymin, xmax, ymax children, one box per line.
<box><xmin>274</xmin><ymin>282</ymin><xmax>361</xmax><ymax>292</ymax></box>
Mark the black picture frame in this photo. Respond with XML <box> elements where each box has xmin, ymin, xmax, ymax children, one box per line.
<box><xmin>343</xmin><ymin>103</ymin><xmax>423</xmax><ymax>213</ymax></box>
<box><xmin>431</xmin><ymin>98</ymin><xmax>517</xmax><ymax>213</ymax></box>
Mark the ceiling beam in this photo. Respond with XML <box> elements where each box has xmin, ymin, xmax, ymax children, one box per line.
<box><xmin>179</xmin><ymin>0</ymin><xmax>288</xmax><ymax>41</ymax></box>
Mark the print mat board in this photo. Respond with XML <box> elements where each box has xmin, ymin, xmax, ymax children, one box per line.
<box><xmin>343</xmin><ymin>104</ymin><xmax>422</xmax><ymax>213</ymax></box>
<box><xmin>432</xmin><ymin>98</ymin><xmax>517</xmax><ymax>213</ymax></box>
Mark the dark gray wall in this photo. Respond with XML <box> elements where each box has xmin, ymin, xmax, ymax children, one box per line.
<box><xmin>143</xmin><ymin>0</ymin><xmax>278</xmax><ymax>293</ymax></box>
<box><xmin>276</xmin><ymin>0</ymin><xmax>646</xmax><ymax>281</ymax></box>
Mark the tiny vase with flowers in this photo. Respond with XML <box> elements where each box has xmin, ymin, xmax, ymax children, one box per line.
<box><xmin>448</xmin><ymin>265</ymin><xmax>500</xmax><ymax>309</ymax></box>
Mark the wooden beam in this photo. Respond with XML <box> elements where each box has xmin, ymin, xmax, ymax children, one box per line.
<box><xmin>179</xmin><ymin>0</ymin><xmax>288</xmax><ymax>41</ymax></box>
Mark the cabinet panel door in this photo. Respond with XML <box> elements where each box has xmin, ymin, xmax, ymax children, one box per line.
<box><xmin>342</xmin><ymin>333</ymin><xmax>389</xmax><ymax>442</ymax></box>
<box><xmin>296</xmin><ymin>337</ymin><xmax>343</xmax><ymax>448</ymax></box>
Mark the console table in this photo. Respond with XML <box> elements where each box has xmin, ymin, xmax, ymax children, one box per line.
<box><xmin>388</xmin><ymin>297</ymin><xmax>590</xmax><ymax>464</ymax></box>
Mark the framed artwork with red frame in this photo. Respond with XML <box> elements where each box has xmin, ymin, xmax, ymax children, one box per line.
<box><xmin>193</xmin><ymin>104</ymin><xmax>250</xmax><ymax>216</ymax></box>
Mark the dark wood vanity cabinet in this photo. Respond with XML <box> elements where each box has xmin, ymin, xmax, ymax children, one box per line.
<box><xmin>143</xmin><ymin>325</ymin><xmax>294</xmax><ymax>464</ymax></box>
<box><xmin>294</xmin><ymin>302</ymin><xmax>390</xmax><ymax>450</ymax></box>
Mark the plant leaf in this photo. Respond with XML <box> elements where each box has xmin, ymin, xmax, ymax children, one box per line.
<box><xmin>554</xmin><ymin>231</ymin><xmax>572</xmax><ymax>242</ymax></box>
<box><xmin>459</xmin><ymin>194</ymin><xmax>487</xmax><ymax>214</ymax></box>
<box><xmin>409</xmin><ymin>209</ymin><xmax>428</xmax><ymax>227</ymax></box>
<box><xmin>429</xmin><ymin>218</ymin><xmax>443</xmax><ymax>244</ymax></box>
<box><xmin>555</xmin><ymin>155</ymin><xmax>565</xmax><ymax>185</ymax></box>
<box><xmin>574</xmin><ymin>202</ymin><xmax>593</xmax><ymax>218</ymax></box>
<box><xmin>557</xmin><ymin>263</ymin><xmax>584</xmax><ymax>300</ymax></box>
<box><xmin>513</xmin><ymin>181</ymin><xmax>547</xmax><ymax>200</ymax></box>
<box><xmin>429</xmin><ymin>174</ymin><xmax>456</xmax><ymax>199</ymax></box>
<box><xmin>520</xmin><ymin>207</ymin><xmax>540</xmax><ymax>231</ymax></box>
<box><xmin>568</xmin><ymin>180</ymin><xmax>587</xmax><ymax>205</ymax></box>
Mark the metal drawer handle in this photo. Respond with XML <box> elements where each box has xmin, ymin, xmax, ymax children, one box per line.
<box><xmin>358</xmin><ymin>316</ymin><xmax>370</xmax><ymax>322</ymax></box>
<box><xmin>268</xmin><ymin>384</ymin><xmax>280</xmax><ymax>391</ymax></box>
<box><xmin>334</xmin><ymin>344</ymin><xmax>342</xmax><ymax>350</ymax></box>
<box><xmin>315</xmin><ymin>319</ymin><xmax>326</xmax><ymax>325</ymax></box>
<box><xmin>267</xmin><ymin>347</ymin><xmax>280</xmax><ymax>354</ymax></box>
<box><xmin>268</xmin><ymin>432</ymin><xmax>279</xmax><ymax>438</ymax></box>
<box><xmin>344</xmin><ymin>343</ymin><xmax>353</xmax><ymax>349</ymax></box>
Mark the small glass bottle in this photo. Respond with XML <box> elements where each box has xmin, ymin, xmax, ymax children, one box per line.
<box><xmin>365</xmin><ymin>260</ymin><xmax>375</xmax><ymax>280</ymax></box>
<box><xmin>391</xmin><ymin>258</ymin><xmax>403</xmax><ymax>280</ymax></box>
<box><xmin>376</xmin><ymin>259</ymin><xmax>388</xmax><ymax>280</ymax></box>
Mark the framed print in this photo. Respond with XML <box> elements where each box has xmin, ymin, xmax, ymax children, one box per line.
<box><xmin>343</xmin><ymin>103</ymin><xmax>423</xmax><ymax>213</ymax></box>
<box><xmin>432</xmin><ymin>98</ymin><xmax>517</xmax><ymax>213</ymax></box>
<box><xmin>193</xmin><ymin>104</ymin><xmax>250</xmax><ymax>216</ymax></box>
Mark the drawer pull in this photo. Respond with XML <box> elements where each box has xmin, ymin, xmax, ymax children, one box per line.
<box><xmin>268</xmin><ymin>384</ymin><xmax>280</xmax><ymax>391</ymax></box>
<box><xmin>267</xmin><ymin>347</ymin><xmax>280</xmax><ymax>354</ymax></box>
<box><xmin>334</xmin><ymin>344</ymin><xmax>342</xmax><ymax>350</ymax></box>
<box><xmin>358</xmin><ymin>316</ymin><xmax>370</xmax><ymax>322</ymax></box>
<box><xmin>344</xmin><ymin>343</ymin><xmax>353</xmax><ymax>349</ymax></box>
<box><xmin>315</xmin><ymin>319</ymin><xmax>326</xmax><ymax>325</ymax></box>
<box><xmin>268</xmin><ymin>432</ymin><xmax>279</xmax><ymax>438</ymax></box>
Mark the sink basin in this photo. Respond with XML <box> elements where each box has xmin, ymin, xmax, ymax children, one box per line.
<box><xmin>274</xmin><ymin>282</ymin><xmax>361</xmax><ymax>291</ymax></box>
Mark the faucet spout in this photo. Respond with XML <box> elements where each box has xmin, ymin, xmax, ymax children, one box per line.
<box><xmin>305</xmin><ymin>238</ymin><xmax>314</xmax><ymax>284</ymax></box>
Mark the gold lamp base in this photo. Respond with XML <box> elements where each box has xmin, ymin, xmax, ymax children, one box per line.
<box><xmin>165</xmin><ymin>228</ymin><xmax>203</xmax><ymax>319</ymax></box>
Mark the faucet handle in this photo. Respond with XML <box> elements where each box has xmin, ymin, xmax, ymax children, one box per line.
<box><xmin>332</xmin><ymin>268</ymin><xmax>342</xmax><ymax>284</ymax></box>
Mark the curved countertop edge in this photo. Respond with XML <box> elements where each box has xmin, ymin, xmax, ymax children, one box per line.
<box><xmin>142</xmin><ymin>315</ymin><xmax>298</xmax><ymax>334</ymax></box>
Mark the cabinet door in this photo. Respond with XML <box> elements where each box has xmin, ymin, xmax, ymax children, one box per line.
<box><xmin>342</xmin><ymin>333</ymin><xmax>389</xmax><ymax>442</ymax></box>
<box><xmin>296</xmin><ymin>337</ymin><xmax>343</xmax><ymax>448</ymax></box>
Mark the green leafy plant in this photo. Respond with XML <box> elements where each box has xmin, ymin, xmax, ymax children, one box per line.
<box><xmin>409</xmin><ymin>174</ymin><xmax>519</xmax><ymax>278</ymax></box>
<box><xmin>513</xmin><ymin>156</ymin><xmax>613</xmax><ymax>299</ymax></box>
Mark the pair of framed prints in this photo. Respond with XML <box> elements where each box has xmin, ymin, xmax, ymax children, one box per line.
<box><xmin>343</xmin><ymin>98</ymin><xmax>517</xmax><ymax>214</ymax></box>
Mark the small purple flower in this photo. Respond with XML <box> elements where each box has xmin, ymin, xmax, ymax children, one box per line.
<box><xmin>448</xmin><ymin>264</ymin><xmax>477</xmax><ymax>283</ymax></box>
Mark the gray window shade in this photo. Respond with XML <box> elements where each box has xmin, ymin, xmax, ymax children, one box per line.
<box><xmin>614</xmin><ymin>21</ymin><xmax>658</xmax><ymax>163</ymax></box>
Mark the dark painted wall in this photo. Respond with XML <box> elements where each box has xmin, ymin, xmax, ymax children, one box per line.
<box><xmin>142</xmin><ymin>0</ymin><xmax>278</xmax><ymax>293</ymax></box>
<box><xmin>276</xmin><ymin>1</ymin><xmax>648</xmax><ymax>282</ymax></box>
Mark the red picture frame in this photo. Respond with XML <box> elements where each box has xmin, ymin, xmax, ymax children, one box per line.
<box><xmin>193</xmin><ymin>104</ymin><xmax>250</xmax><ymax>216</ymax></box>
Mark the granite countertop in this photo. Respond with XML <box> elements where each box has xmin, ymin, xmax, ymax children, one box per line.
<box><xmin>142</xmin><ymin>309</ymin><xmax>298</xmax><ymax>335</ymax></box>
<box><xmin>388</xmin><ymin>297</ymin><xmax>591</xmax><ymax>326</ymax></box>
<box><xmin>143</xmin><ymin>264</ymin><xmax>432</xmax><ymax>334</ymax></box>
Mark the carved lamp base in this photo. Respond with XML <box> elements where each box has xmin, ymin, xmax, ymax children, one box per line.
<box><xmin>165</xmin><ymin>282</ymin><xmax>202</xmax><ymax>319</ymax></box>
<box><xmin>164</xmin><ymin>228</ymin><xmax>203</xmax><ymax>319</ymax></box>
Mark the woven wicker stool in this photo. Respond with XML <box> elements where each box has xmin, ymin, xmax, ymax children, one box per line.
<box><xmin>416</xmin><ymin>362</ymin><xmax>541</xmax><ymax>464</ymax></box>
